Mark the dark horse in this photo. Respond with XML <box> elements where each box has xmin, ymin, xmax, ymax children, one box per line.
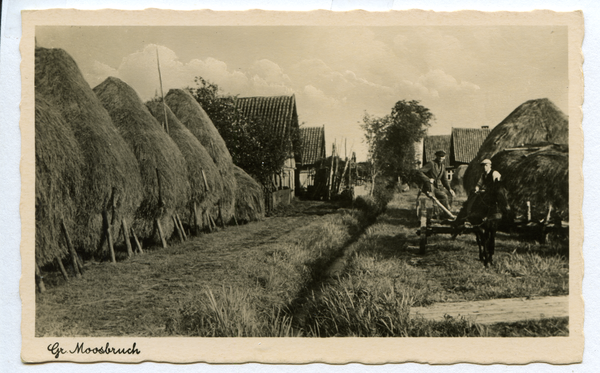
<box><xmin>454</xmin><ymin>188</ymin><xmax>512</xmax><ymax>267</ymax></box>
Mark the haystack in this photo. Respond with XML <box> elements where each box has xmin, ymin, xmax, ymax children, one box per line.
<box><xmin>491</xmin><ymin>144</ymin><xmax>569</xmax><ymax>221</ymax></box>
<box><xmin>145</xmin><ymin>100</ymin><xmax>223</xmax><ymax>226</ymax></box>
<box><xmin>35</xmin><ymin>96</ymin><xmax>85</xmax><ymax>268</ymax></box>
<box><xmin>94</xmin><ymin>77</ymin><xmax>190</xmax><ymax>242</ymax></box>
<box><xmin>35</xmin><ymin>47</ymin><xmax>143</xmax><ymax>254</ymax></box>
<box><xmin>464</xmin><ymin>98</ymin><xmax>568</xmax><ymax>191</ymax></box>
<box><xmin>233</xmin><ymin>166</ymin><xmax>265</xmax><ymax>223</ymax></box>
<box><xmin>164</xmin><ymin>89</ymin><xmax>237</xmax><ymax>222</ymax></box>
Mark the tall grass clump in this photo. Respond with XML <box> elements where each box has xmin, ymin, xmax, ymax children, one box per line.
<box><xmin>303</xmin><ymin>276</ymin><xmax>412</xmax><ymax>337</ymax></box>
<box><xmin>167</xmin><ymin>286</ymin><xmax>300</xmax><ymax>337</ymax></box>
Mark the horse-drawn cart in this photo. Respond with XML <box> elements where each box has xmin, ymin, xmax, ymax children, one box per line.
<box><xmin>415</xmin><ymin>190</ymin><xmax>569</xmax><ymax>264</ymax></box>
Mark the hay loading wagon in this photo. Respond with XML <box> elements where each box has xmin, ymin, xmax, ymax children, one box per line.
<box><xmin>415</xmin><ymin>144</ymin><xmax>569</xmax><ymax>254</ymax></box>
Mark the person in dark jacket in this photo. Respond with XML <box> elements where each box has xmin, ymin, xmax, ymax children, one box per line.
<box><xmin>418</xmin><ymin>150</ymin><xmax>455</xmax><ymax>214</ymax></box>
<box><xmin>465</xmin><ymin>158</ymin><xmax>511</xmax><ymax>219</ymax></box>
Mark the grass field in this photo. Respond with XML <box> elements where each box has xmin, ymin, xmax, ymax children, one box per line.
<box><xmin>36</xmin><ymin>190</ymin><xmax>568</xmax><ymax>337</ymax></box>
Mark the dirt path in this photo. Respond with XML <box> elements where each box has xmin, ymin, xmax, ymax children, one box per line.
<box><xmin>411</xmin><ymin>296</ymin><xmax>568</xmax><ymax>324</ymax></box>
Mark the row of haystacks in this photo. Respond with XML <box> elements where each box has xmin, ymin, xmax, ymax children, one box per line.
<box><xmin>35</xmin><ymin>47</ymin><xmax>144</xmax><ymax>260</ymax></box>
<box><xmin>491</xmin><ymin>144</ymin><xmax>569</xmax><ymax>221</ymax></box>
<box><xmin>34</xmin><ymin>47</ymin><xmax>263</xmax><ymax>270</ymax></box>
<box><xmin>93</xmin><ymin>77</ymin><xmax>190</xmax><ymax>241</ymax></box>
<box><xmin>464</xmin><ymin>98</ymin><xmax>569</xmax><ymax>191</ymax></box>
<box><xmin>164</xmin><ymin>89</ymin><xmax>237</xmax><ymax>222</ymax></box>
<box><xmin>233</xmin><ymin>165</ymin><xmax>265</xmax><ymax>223</ymax></box>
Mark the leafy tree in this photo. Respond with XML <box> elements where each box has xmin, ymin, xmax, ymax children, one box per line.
<box><xmin>361</xmin><ymin>100</ymin><xmax>433</xmax><ymax>192</ymax></box>
<box><xmin>187</xmin><ymin>77</ymin><xmax>289</xmax><ymax>189</ymax></box>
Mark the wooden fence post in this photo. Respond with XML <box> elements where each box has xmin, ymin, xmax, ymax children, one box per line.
<box><xmin>173</xmin><ymin>215</ymin><xmax>184</xmax><ymax>242</ymax></box>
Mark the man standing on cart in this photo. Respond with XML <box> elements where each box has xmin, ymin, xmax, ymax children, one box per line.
<box><xmin>418</xmin><ymin>150</ymin><xmax>455</xmax><ymax>218</ymax></box>
<box><xmin>464</xmin><ymin>158</ymin><xmax>512</xmax><ymax>221</ymax></box>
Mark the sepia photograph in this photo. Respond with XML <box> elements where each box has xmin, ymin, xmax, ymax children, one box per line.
<box><xmin>19</xmin><ymin>8</ymin><xmax>584</xmax><ymax>364</ymax></box>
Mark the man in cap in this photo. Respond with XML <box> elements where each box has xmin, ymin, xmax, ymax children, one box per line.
<box><xmin>418</xmin><ymin>150</ymin><xmax>455</xmax><ymax>216</ymax></box>
<box><xmin>464</xmin><ymin>158</ymin><xmax>511</xmax><ymax>219</ymax></box>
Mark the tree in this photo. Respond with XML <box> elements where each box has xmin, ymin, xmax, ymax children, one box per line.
<box><xmin>361</xmin><ymin>100</ymin><xmax>433</xmax><ymax>192</ymax></box>
<box><xmin>187</xmin><ymin>77</ymin><xmax>289</xmax><ymax>189</ymax></box>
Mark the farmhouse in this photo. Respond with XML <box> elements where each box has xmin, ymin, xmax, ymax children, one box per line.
<box><xmin>297</xmin><ymin>126</ymin><xmax>327</xmax><ymax>190</ymax></box>
<box><xmin>236</xmin><ymin>95</ymin><xmax>300</xmax><ymax>206</ymax></box>
<box><xmin>422</xmin><ymin>127</ymin><xmax>490</xmax><ymax>184</ymax></box>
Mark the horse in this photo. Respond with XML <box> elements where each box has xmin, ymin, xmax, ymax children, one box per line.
<box><xmin>453</xmin><ymin>188</ymin><xmax>512</xmax><ymax>267</ymax></box>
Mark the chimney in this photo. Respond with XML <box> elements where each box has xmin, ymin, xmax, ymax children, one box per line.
<box><xmin>481</xmin><ymin>126</ymin><xmax>489</xmax><ymax>129</ymax></box>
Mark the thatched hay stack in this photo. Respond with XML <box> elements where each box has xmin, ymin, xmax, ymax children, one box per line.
<box><xmin>233</xmin><ymin>166</ymin><xmax>265</xmax><ymax>223</ymax></box>
<box><xmin>464</xmin><ymin>98</ymin><xmax>568</xmax><ymax>191</ymax></box>
<box><xmin>491</xmin><ymin>144</ymin><xmax>569</xmax><ymax>221</ymax></box>
<box><xmin>94</xmin><ymin>77</ymin><xmax>190</xmax><ymax>241</ymax></box>
<box><xmin>145</xmin><ymin>100</ymin><xmax>223</xmax><ymax>220</ymax></box>
<box><xmin>35</xmin><ymin>96</ymin><xmax>85</xmax><ymax>267</ymax></box>
<box><xmin>164</xmin><ymin>89</ymin><xmax>237</xmax><ymax>221</ymax></box>
<box><xmin>35</xmin><ymin>47</ymin><xmax>143</xmax><ymax>254</ymax></box>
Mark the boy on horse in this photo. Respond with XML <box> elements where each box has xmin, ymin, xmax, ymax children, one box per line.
<box><xmin>418</xmin><ymin>150</ymin><xmax>455</xmax><ymax>218</ymax></box>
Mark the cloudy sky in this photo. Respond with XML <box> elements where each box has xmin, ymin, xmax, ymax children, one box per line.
<box><xmin>36</xmin><ymin>26</ymin><xmax>568</xmax><ymax>161</ymax></box>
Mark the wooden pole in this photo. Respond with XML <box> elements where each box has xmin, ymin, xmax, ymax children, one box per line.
<box><xmin>35</xmin><ymin>264</ymin><xmax>46</xmax><ymax>293</ymax></box>
<box><xmin>156</xmin><ymin>47</ymin><xmax>169</xmax><ymax>134</ymax></box>
<box><xmin>201</xmin><ymin>169</ymin><xmax>210</xmax><ymax>191</ymax></box>
<box><xmin>61</xmin><ymin>220</ymin><xmax>82</xmax><ymax>278</ymax></box>
<box><xmin>155</xmin><ymin>218</ymin><xmax>168</xmax><ymax>249</ymax></box>
<box><xmin>131</xmin><ymin>227</ymin><xmax>143</xmax><ymax>254</ymax></box>
<box><xmin>203</xmin><ymin>210</ymin><xmax>213</xmax><ymax>233</ymax></box>
<box><xmin>209</xmin><ymin>215</ymin><xmax>218</xmax><ymax>231</ymax></box>
<box><xmin>526</xmin><ymin>201</ymin><xmax>532</xmax><ymax>222</ymax></box>
<box><xmin>193</xmin><ymin>202</ymin><xmax>200</xmax><ymax>235</ymax></box>
<box><xmin>173</xmin><ymin>215</ymin><xmax>184</xmax><ymax>242</ymax></box>
<box><xmin>56</xmin><ymin>258</ymin><xmax>69</xmax><ymax>281</ymax></box>
<box><xmin>102</xmin><ymin>211</ymin><xmax>116</xmax><ymax>263</ymax></box>
<box><xmin>122</xmin><ymin>219</ymin><xmax>134</xmax><ymax>258</ymax></box>
<box><xmin>233</xmin><ymin>214</ymin><xmax>239</xmax><ymax>226</ymax></box>
<box><xmin>218</xmin><ymin>201</ymin><xmax>226</xmax><ymax>228</ymax></box>
<box><xmin>176</xmin><ymin>214</ymin><xmax>187</xmax><ymax>240</ymax></box>
<box><xmin>328</xmin><ymin>143</ymin><xmax>336</xmax><ymax>200</ymax></box>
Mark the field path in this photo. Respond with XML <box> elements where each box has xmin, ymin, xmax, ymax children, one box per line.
<box><xmin>410</xmin><ymin>295</ymin><xmax>568</xmax><ymax>324</ymax></box>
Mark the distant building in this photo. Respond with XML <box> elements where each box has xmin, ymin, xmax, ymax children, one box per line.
<box><xmin>422</xmin><ymin>127</ymin><xmax>491</xmax><ymax>182</ymax></box>
<box><xmin>236</xmin><ymin>95</ymin><xmax>300</xmax><ymax>193</ymax></box>
<box><xmin>298</xmin><ymin>126</ymin><xmax>326</xmax><ymax>190</ymax></box>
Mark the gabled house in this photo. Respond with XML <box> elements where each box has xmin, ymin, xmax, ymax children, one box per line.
<box><xmin>422</xmin><ymin>127</ymin><xmax>491</xmax><ymax>182</ymax></box>
<box><xmin>297</xmin><ymin>126</ymin><xmax>326</xmax><ymax>190</ymax></box>
<box><xmin>236</xmin><ymin>95</ymin><xmax>299</xmax><ymax>204</ymax></box>
<box><xmin>449</xmin><ymin>127</ymin><xmax>491</xmax><ymax>167</ymax></box>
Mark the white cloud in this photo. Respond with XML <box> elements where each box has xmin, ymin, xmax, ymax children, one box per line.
<box><xmin>415</xmin><ymin>69</ymin><xmax>480</xmax><ymax>97</ymax></box>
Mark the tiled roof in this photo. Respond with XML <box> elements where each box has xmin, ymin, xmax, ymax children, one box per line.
<box><xmin>451</xmin><ymin>128</ymin><xmax>491</xmax><ymax>164</ymax></box>
<box><xmin>299</xmin><ymin>126</ymin><xmax>326</xmax><ymax>165</ymax></box>
<box><xmin>423</xmin><ymin>135</ymin><xmax>451</xmax><ymax>168</ymax></box>
<box><xmin>236</xmin><ymin>95</ymin><xmax>299</xmax><ymax>147</ymax></box>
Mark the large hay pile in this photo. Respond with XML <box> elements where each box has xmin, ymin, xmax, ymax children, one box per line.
<box><xmin>464</xmin><ymin>98</ymin><xmax>568</xmax><ymax>191</ymax></box>
<box><xmin>35</xmin><ymin>96</ymin><xmax>85</xmax><ymax>267</ymax></box>
<box><xmin>94</xmin><ymin>77</ymin><xmax>190</xmax><ymax>241</ymax></box>
<box><xmin>35</xmin><ymin>47</ymin><xmax>143</xmax><ymax>254</ymax></box>
<box><xmin>491</xmin><ymin>144</ymin><xmax>569</xmax><ymax>221</ymax></box>
<box><xmin>146</xmin><ymin>100</ymin><xmax>223</xmax><ymax>223</ymax></box>
<box><xmin>233</xmin><ymin>166</ymin><xmax>265</xmax><ymax>223</ymax></box>
<box><xmin>164</xmin><ymin>89</ymin><xmax>237</xmax><ymax>222</ymax></box>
